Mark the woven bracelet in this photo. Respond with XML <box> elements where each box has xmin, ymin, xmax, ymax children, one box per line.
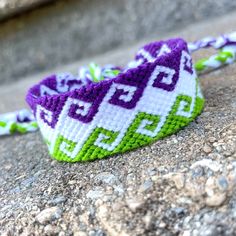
<box><xmin>1</xmin><ymin>33</ymin><xmax>236</xmax><ymax>162</ymax></box>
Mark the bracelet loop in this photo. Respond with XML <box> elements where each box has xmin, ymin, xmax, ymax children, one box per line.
<box><xmin>26</xmin><ymin>38</ymin><xmax>204</xmax><ymax>162</ymax></box>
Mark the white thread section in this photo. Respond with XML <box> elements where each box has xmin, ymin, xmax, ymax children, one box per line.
<box><xmin>156</xmin><ymin>44</ymin><xmax>171</xmax><ymax>57</ymax></box>
<box><xmin>137</xmin><ymin>49</ymin><xmax>155</xmax><ymax>62</ymax></box>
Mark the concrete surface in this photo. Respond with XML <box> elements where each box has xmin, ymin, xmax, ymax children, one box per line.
<box><xmin>0</xmin><ymin>13</ymin><xmax>236</xmax><ymax>236</ymax></box>
<box><xmin>1</xmin><ymin>0</ymin><xmax>236</xmax><ymax>85</ymax></box>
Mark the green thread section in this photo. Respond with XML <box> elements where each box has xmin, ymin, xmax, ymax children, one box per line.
<box><xmin>74</xmin><ymin>128</ymin><xmax>120</xmax><ymax>162</ymax></box>
<box><xmin>88</xmin><ymin>63</ymin><xmax>121</xmax><ymax>82</ymax></box>
<box><xmin>0</xmin><ymin>121</ymin><xmax>38</xmax><ymax>135</ymax></box>
<box><xmin>215</xmin><ymin>51</ymin><xmax>233</xmax><ymax>63</ymax></box>
<box><xmin>16</xmin><ymin>124</ymin><xmax>27</xmax><ymax>134</ymax></box>
<box><xmin>53</xmin><ymin>129</ymin><xmax>120</xmax><ymax>162</ymax></box>
<box><xmin>195</xmin><ymin>50</ymin><xmax>234</xmax><ymax>72</ymax></box>
<box><xmin>89</xmin><ymin>63</ymin><xmax>104</xmax><ymax>82</ymax></box>
<box><xmin>53</xmin><ymin>135</ymin><xmax>77</xmax><ymax>162</ymax></box>
<box><xmin>9</xmin><ymin>123</ymin><xmax>17</xmax><ymax>134</ymax></box>
<box><xmin>157</xmin><ymin>95</ymin><xmax>192</xmax><ymax>138</ymax></box>
<box><xmin>195</xmin><ymin>58</ymin><xmax>208</xmax><ymax>72</ymax></box>
<box><xmin>157</xmin><ymin>78</ymin><xmax>204</xmax><ymax>139</ymax></box>
<box><xmin>115</xmin><ymin>112</ymin><xmax>160</xmax><ymax>153</ymax></box>
<box><xmin>53</xmin><ymin>113</ymin><xmax>160</xmax><ymax>162</ymax></box>
<box><xmin>0</xmin><ymin>121</ymin><xmax>7</xmax><ymax>127</ymax></box>
<box><xmin>30</xmin><ymin>122</ymin><xmax>38</xmax><ymax>128</ymax></box>
<box><xmin>104</xmin><ymin>69</ymin><xmax>120</xmax><ymax>78</ymax></box>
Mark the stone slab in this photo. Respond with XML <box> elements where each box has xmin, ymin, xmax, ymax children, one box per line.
<box><xmin>0</xmin><ymin>0</ymin><xmax>236</xmax><ymax>85</ymax></box>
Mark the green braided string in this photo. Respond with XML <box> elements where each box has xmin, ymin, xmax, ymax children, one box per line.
<box><xmin>195</xmin><ymin>49</ymin><xmax>235</xmax><ymax>73</ymax></box>
<box><xmin>0</xmin><ymin>120</ymin><xmax>38</xmax><ymax>135</ymax></box>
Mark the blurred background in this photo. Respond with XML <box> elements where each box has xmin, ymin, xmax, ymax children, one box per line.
<box><xmin>1</xmin><ymin>0</ymin><xmax>236</xmax><ymax>85</ymax></box>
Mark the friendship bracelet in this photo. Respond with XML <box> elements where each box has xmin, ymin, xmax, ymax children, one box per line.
<box><xmin>1</xmin><ymin>32</ymin><xmax>236</xmax><ymax>162</ymax></box>
<box><xmin>26</xmin><ymin>38</ymin><xmax>202</xmax><ymax>162</ymax></box>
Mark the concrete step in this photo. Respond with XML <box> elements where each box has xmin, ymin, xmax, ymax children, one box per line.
<box><xmin>1</xmin><ymin>0</ymin><xmax>236</xmax><ymax>85</ymax></box>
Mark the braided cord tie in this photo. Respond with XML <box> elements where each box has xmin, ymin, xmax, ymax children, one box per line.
<box><xmin>0</xmin><ymin>32</ymin><xmax>236</xmax><ymax>162</ymax></box>
<box><xmin>188</xmin><ymin>32</ymin><xmax>236</xmax><ymax>73</ymax></box>
<box><xmin>0</xmin><ymin>109</ymin><xmax>38</xmax><ymax>135</ymax></box>
<box><xmin>195</xmin><ymin>46</ymin><xmax>236</xmax><ymax>73</ymax></box>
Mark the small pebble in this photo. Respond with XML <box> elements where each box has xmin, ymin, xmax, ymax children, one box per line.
<box><xmin>97</xmin><ymin>205</ymin><xmax>108</xmax><ymax>219</ymax></box>
<box><xmin>171</xmin><ymin>207</ymin><xmax>187</xmax><ymax>215</ymax></box>
<box><xmin>182</xmin><ymin>230</ymin><xmax>191</xmax><ymax>236</ymax></box>
<box><xmin>36</xmin><ymin>207</ymin><xmax>62</xmax><ymax>224</ymax></box>
<box><xmin>113</xmin><ymin>185</ymin><xmax>124</xmax><ymax>196</ymax></box>
<box><xmin>20</xmin><ymin>176</ymin><xmax>36</xmax><ymax>188</ymax></box>
<box><xmin>172</xmin><ymin>173</ymin><xmax>185</xmax><ymax>189</ymax></box>
<box><xmin>191</xmin><ymin>159</ymin><xmax>222</xmax><ymax>172</ymax></box>
<box><xmin>203</xmin><ymin>145</ymin><xmax>212</xmax><ymax>154</ymax></box>
<box><xmin>146</xmin><ymin>168</ymin><xmax>157</xmax><ymax>176</ymax></box>
<box><xmin>74</xmin><ymin>232</ymin><xmax>87</xmax><ymax>236</ymax></box>
<box><xmin>208</xmin><ymin>137</ymin><xmax>216</xmax><ymax>143</ymax></box>
<box><xmin>191</xmin><ymin>166</ymin><xmax>204</xmax><ymax>178</ymax></box>
<box><xmin>4</xmin><ymin>164</ymin><xmax>12</xmax><ymax>170</ymax></box>
<box><xmin>205</xmin><ymin>193</ymin><xmax>226</xmax><ymax>207</ymax></box>
<box><xmin>139</xmin><ymin>179</ymin><xmax>153</xmax><ymax>192</ymax></box>
<box><xmin>86</xmin><ymin>188</ymin><xmax>104</xmax><ymax>200</ymax></box>
<box><xmin>126</xmin><ymin>198</ymin><xmax>145</xmax><ymax>212</ymax></box>
<box><xmin>44</xmin><ymin>224</ymin><xmax>59</xmax><ymax>235</ymax></box>
<box><xmin>49</xmin><ymin>196</ymin><xmax>66</xmax><ymax>205</ymax></box>
<box><xmin>95</xmin><ymin>172</ymin><xmax>119</xmax><ymax>185</ymax></box>
<box><xmin>159</xmin><ymin>221</ymin><xmax>167</xmax><ymax>228</ymax></box>
<box><xmin>142</xmin><ymin>212</ymin><xmax>153</xmax><ymax>229</ymax></box>
<box><xmin>217</xmin><ymin>176</ymin><xmax>228</xmax><ymax>191</ymax></box>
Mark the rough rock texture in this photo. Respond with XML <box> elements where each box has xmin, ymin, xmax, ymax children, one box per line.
<box><xmin>1</xmin><ymin>0</ymin><xmax>236</xmax><ymax>84</ymax></box>
<box><xmin>0</xmin><ymin>13</ymin><xmax>236</xmax><ymax>236</ymax></box>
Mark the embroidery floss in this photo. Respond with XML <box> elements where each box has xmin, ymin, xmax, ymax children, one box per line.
<box><xmin>26</xmin><ymin>38</ymin><xmax>204</xmax><ymax>162</ymax></box>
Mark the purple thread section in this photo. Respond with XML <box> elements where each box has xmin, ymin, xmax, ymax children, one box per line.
<box><xmin>151</xmin><ymin>40</ymin><xmax>184</xmax><ymax>91</ymax></box>
<box><xmin>68</xmin><ymin>82</ymin><xmax>110</xmax><ymax>123</ymax></box>
<box><xmin>38</xmin><ymin>94</ymin><xmax>68</xmax><ymax>128</ymax></box>
<box><xmin>135</xmin><ymin>41</ymin><xmax>163</xmax><ymax>63</ymax></box>
<box><xmin>183</xmin><ymin>55</ymin><xmax>193</xmax><ymax>74</ymax></box>
<box><xmin>108</xmin><ymin>66</ymin><xmax>152</xmax><ymax>109</ymax></box>
<box><xmin>152</xmin><ymin>71</ymin><xmax>176</xmax><ymax>91</ymax></box>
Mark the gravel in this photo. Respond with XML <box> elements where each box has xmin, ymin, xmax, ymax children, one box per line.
<box><xmin>0</xmin><ymin>14</ymin><xmax>236</xmax><ymax>235</ymax></box>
